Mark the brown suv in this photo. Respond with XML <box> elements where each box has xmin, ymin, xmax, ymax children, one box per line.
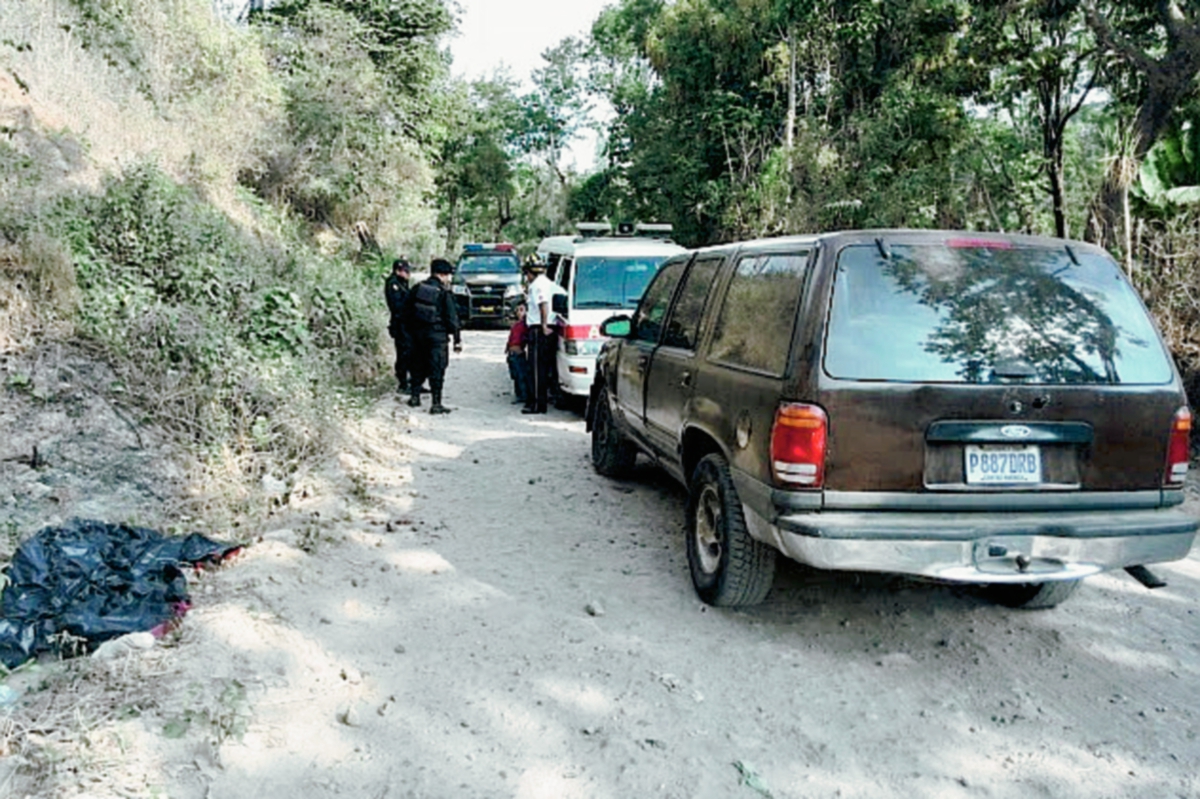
<box><xmin>587</xmin><ymin>230</ymin><xmax>1198</xmax><ymax>608</ymax></box>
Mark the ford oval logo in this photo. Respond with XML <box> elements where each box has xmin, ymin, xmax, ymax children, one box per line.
<box><xmin>1000</xmin><ymin>424</ymin><xmax>1032</xmax><ymax>439</ymax></box>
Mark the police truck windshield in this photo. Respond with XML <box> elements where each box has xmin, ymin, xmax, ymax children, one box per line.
<box><xmin>458</xmin><ymin>255</ymin><xmax>520</xmax><ymax>275</ymax></box>
<box><xmin>573</xmin><ymin>256</ymin><xmax>667</xmax><ymax>309</ymax></box>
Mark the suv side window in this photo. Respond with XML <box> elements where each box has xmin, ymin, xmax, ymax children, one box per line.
<box><xmin>632</xmin><ymin>260</ymin><xmax>686</xmax><ymax>344</ymax></box>
<box><xmin>709</xmin><ymin>251</ymin><xmax>809</xmax><ymax>375</ymax></box>
<box><xmin>662</xmin><ymin>258</ymin><xmax>721</xmax><ymax>350</ymax></box>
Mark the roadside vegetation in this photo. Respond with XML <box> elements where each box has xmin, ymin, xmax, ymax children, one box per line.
<box><xmin>1</xmin><ymin>0</ymin><xmax>453</xmax><ymax>537</ymax></box>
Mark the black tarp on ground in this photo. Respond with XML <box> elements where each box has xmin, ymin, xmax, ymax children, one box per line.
<box><xmin>0</xmin><ymin>518</ymin><xmax>238</xmax><ymax>669</ymax></box>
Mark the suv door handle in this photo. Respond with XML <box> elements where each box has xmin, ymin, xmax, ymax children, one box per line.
<box><xmin>680</xmin><ymin>371</ymin><xmax>692</xmax><ymax>387</ymax></box>
<box><xmin>636</xmin><ymin>356</ymin><xmax>648</xmax><ymax>373</ymax></box>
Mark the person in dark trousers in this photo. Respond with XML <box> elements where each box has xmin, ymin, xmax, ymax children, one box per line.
<box><xmin>384</xmin><ymin>258</ymin><xmax>412</xmax><ymax>393</ymax></box>
<box><xmin>505</xmin><ymin>301</ymin><xmax>531</xmax><ymax>404</ymax></box>
<box><xmin>402</xmin><ymin>258</ymin><xmax>462</xmax><ymax>414</ymax></box>
<box><xmin>522</xmin><ymin>254</ymin><xmax>556</xmax><ymax>415</ymax></box>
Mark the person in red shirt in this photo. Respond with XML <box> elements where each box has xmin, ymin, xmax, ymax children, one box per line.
<box><xmin>506</xmin><ymin>301</ymin><xmax>531</xmax><ymax>405</ymax></box>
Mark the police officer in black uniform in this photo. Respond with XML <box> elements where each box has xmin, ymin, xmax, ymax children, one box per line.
<box><xmin>384</xmin><ymin>258</ymin><xmax>412</xmax><ymax>393</ymax></box>
<box><xmin>402</xmin><ymin>258</ymin><xmax>462</xmax><ymax>414</ymax></box>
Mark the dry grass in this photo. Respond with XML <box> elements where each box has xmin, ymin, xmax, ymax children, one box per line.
<box><xmin>0</xmin><ymin>0</ymin><xmax>280</xmax><ymax>212</ymax></box>
<box><xmin>0</xmin><ymin>0</ymin><xmax>283</xmax><ymax>354</ymax></box>
<box><xmin>1</xmin><ymin>0</ymin><xmax>373</xmax><ymax>514</ymax></box>
<box><xmin>1135</xmin><ymin>214</ymin><xmax>1200</xmax><ymax>404</ymax></box>
<box><xmin>0</xmin><ymin>247</ymin><xmax>39</xmax><ymax>353</ymax></box>
<box><xmin>0</xmin><ymin>648</ymin><xmax>182</xmax><ymax>796</ymax></box>
<box><xmin>0</xmin><ymin>236</ymin><xmax>79</xmax><ymax>353</ymax></box>
<box><xmin>2</xmin><ymin>1</ymin><xmax>172</xmax><ymax>191</ymax></box>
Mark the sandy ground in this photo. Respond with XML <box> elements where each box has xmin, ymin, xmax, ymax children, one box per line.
<box><xmin>3</xmin><ymin>331</ymin><xmax>1200</xmax><ymax>799</ymax></box>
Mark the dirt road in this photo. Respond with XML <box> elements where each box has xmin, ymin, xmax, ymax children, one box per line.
<box><xmin>5</xmin><ymin>331</ymin><xmax>1200</xmax><ymax>798</ymax></box>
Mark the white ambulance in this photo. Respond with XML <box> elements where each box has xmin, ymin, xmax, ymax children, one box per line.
<box><xmin>536</xmin><ymin>223</ymin><xmax>685</xmax><ymax>403</ymax></box>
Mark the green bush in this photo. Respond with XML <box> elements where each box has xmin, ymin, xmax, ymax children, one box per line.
<box><xmin>46</xmin><ymin>162</ymin><xmax>387</xmax><ymax>484</ymax></box>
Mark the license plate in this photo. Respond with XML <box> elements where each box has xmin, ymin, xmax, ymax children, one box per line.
<box><xmin>478</xmin><ymin>305</ymin><xmax>496</xmax><ymax>314</ymax></box>
<box><xmin>964</xmin><ymin>445</ymin><xmax>1042</xmax><ymax>485</ymax></box>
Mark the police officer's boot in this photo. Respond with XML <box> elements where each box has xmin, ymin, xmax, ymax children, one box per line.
<box><xmin>407</xmin><ymin>389</ymin><xmax>421</xmax><ymax>407</ymax></box>
<box><xmin>429</xmin><ymin>390</ymin><xmax>451</xmax><ymax>414</ymax></box>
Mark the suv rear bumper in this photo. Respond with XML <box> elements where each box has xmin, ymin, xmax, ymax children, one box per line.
<box><xmin>742</xmin><ymin>503</ymin><xmax>1198</xmax><ymax>584</ymax></box>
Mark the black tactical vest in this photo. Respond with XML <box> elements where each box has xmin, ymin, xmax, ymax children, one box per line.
<box><xmin>412</xmin><ymin>282</ymin><xmax>442</xmax><ymax>327</ymax></box>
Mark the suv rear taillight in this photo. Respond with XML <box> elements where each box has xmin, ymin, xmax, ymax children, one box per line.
<box><xmin>771</xmin><ymin>403</ymin><xmax>828</xmax><ymax>488</ymax></box>
<box><xmin>1166</xmin><ymin>406</ymin><xmax>1192</xmax><ymax>485</ymax></box>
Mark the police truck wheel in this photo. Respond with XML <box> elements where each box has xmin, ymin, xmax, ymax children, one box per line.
<box><xmin>591</xmin><ymin>389</ymin><xmax>636</xmax><ymax>477</ymax></box>
<box><xmin>686</xmin><ymin>453</ymin><xmax>776</xmax><ymax>607</ymax></box>
<box><xmin>983</xmin><ymin>579</ymin><xmax>1081</xmax><ymax>610</ymax></box>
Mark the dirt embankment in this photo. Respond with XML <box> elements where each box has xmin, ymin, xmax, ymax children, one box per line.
<box><xmin>3</xmin><ymin>333</ymin><xmax>1200</xmax><ymax>799</ymax></box>
<box><xmin>0</xmin><ymin>346</ymin><xmax>187</xmax><ymax>551</ymax></box>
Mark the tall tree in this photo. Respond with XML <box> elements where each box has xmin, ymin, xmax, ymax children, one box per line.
<box><xmin>518</xmin><ymin>39</ymin><xmax>591</xmax><ymax>185</ymax></box>
<box><xmin>1087</xmin><ymin>0</ymin><xmax>1200</xmax><ymax>159</ymax></box>
<box><xmin>572</xmin><ymin>0</ymin><xmax>667</xmax><ymax>225</ymax></box>
<box><xmin>1084</xmin><ymin>0</ymin><xmax>1200</xmax><ymax>246</ymax></box>
<box><xmin>434</xmin><ymin>75</ymin><xmax>524</xmax><ymax>247</ymax></box>
<box><xmin>968</xmin><ymin>1</ymin><xmax>1100</xmax><ymax>239</ymax></box>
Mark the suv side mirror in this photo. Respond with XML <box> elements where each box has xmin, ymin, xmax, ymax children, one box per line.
<box><xmin>599</xmin><ymin>316</ymin><xmax>632</xmax><ymax>338</ymax></box>
<box><xmin>551</xmin><ymin>293</ymin><xmax>568</xmax><ymax>314</ymax></box>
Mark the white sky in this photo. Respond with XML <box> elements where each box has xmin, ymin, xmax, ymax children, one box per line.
<box><xmin>447</xmin><ymin>0</ymin><xmax>614</xmax><ymax>170</ymax></box>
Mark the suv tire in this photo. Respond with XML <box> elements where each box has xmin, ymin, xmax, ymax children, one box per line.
<box><xmin>591</xmin><ymin>388</ymin><xmax>636</xmax><ymax>477</ymax></box>
<box><xmin>984</xmin><ymin>579</ymin><xmax>1081</xmax><ymax>610</ymax></box>
<box><xmin>686</xmin><ymin>453</ymin><xmax>776</xmax><ymax>607</ymax></box>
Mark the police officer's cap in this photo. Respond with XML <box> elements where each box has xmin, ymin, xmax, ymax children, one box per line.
<box><xmin>522</xmin><ymin>254</ymin><xmax>546</xmax><ymax>272</ymax></box>
<box><xmin>392</xmin><ymin>258</ymin><xmax>411</xmax><ymax>272</ymax></box>
<box><xmin>431</xmin><ymin>258</ymin><xmax>455</xmax><ymax>275</ymax></box>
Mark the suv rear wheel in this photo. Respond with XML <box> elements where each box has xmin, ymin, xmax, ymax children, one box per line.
<box><xmin>984</xmin><ymin>579</ymin><xmax>1081</xmax><ymax>610</ymax></box>
<box><xmin>687</xmin><ymin>453</ymin><xmax>776</xmax><ymax>606</ymax></box>
<box><xmin>591</xmin><ymin>388</ymin><xmax>636</xmax><ymax>477</ymax></box>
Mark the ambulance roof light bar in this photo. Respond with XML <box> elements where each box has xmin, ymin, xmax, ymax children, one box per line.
<box><xmin>634</xmin><ymin>223</ymin><xmax>674</xmax><ymax>239</ymax></box>
<box><xmin>575</xmin><ymin>222</ymin><xmax>612</xmax><ymax>238</ymax></box>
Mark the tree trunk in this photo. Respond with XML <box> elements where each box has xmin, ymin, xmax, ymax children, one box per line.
<box><xmin>1084</xmin><ymin>2</ymin><xmax>1200</xmax><ymax>246</ymax></box>
<box><xmin>446</xmin><ymin>190</ymin><xmax>460</xmax><ymax>253</ymax></box>
<box><xmin>495</xmin><ymin>195</ymin><xmax>513</xmax><ymax>239</ymax></box>
<box><xmin>1122</xmin><ymin>183</ymin><xmax>1132</xmax><ymax>276</ymax></box>
<box><xmin>786</xmin><ymin>25</ymin><xmax>797</xmax><ymax>152</ymax></box>
<box><xmin>1042</xmin><ymin>102</ymin><xmax>1069</xmax><ymax>239</ymax></box>
<box><xmin>1049</xmin><ymin>158</ymin><xmax>1068</xmax><ymax>239</ymax></box>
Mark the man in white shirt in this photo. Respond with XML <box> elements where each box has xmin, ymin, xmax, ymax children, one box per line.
<box><xmin>522</xmin><ymin>255</ymin><xmax>557</xmax><ymax>414</ymax></box>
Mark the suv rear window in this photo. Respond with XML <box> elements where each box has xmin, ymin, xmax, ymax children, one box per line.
<box><xmin>824</xmin><ymin>242</ymin><xmax>1173</xmax><ymax>384</ymax></box>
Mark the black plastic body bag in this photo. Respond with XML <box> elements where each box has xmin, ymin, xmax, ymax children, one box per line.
<box><xmin>0</xmin><ymin>519</ymin><xmax>236</xmax><ymax>669</ymax></box>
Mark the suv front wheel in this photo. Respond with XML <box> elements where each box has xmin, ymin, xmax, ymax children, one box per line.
<box><xmin>686</xmin><ymin>453</ymin><xmax>776</xmax><ymax>607</ymax></box>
